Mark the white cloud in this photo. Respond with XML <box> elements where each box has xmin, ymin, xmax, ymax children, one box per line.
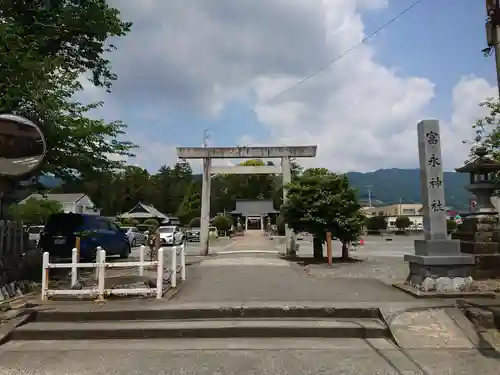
<box><xmin>76</xmin><ymin>1</ymin><xmax>496</xmax><ymax>173</ymax></box>
<box><xmin>441</xmin><ymin>76</ymin><xmax>497</xmax><ymax>168</ymax></box>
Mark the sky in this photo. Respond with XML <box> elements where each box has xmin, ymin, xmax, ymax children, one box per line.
<box><xmin>80</xmin><ymin>0</ymin><xmax>497</xmax><ymax>173</ymax></box>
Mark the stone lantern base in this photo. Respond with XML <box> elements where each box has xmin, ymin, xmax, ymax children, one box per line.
<box><xmin>452</xmin><ymin>214</ymin><xmax>500</xmax><ymax>279</ymax></box>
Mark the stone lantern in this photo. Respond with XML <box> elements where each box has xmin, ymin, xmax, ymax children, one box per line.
<box><xmin>455</xmin><ymin>147</ymin><xmax>500</xmax><ymax>214</ymax></box>
<box><xmin>452</xmin><ymin>146</ymin><xmax>500</xmax><ymax>279</ymax></box>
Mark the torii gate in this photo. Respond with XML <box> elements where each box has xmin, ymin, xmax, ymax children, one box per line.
<box><xmin>177</xmin><ymin>146</ymin><xmax>317</xmax><ymax>255</ymax></box>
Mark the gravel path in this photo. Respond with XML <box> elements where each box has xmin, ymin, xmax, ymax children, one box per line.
<box><xmin>301</xmin><ymin>256</ymin><xmax>409</xmax><ymax>285</ymax></box>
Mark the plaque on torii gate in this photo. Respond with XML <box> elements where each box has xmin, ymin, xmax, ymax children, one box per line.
<box><xmin>177</xmin><ymin>146</ymin><xmax>317</xmax><ymax>255</ymax></box>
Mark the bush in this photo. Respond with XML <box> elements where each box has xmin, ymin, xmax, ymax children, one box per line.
<box><xmin>395</xmin><ymin>216</ymin><xmax>411</xmax><ymax>230</ymax></box>
<box><xmin>189</xmin><ymin>217</ymin><xmax>200</xmax><ymax>228</ymax></box>
<box><xmin>365</xmin><ymin>216</ymin><xmax>387</xmax><ymax>231</ymax></box>
<box><xmin>211</xmin><ymin>215</ymin><xmax>232</xmax><ymax>232</ymax></box>
<box><xmin>121</xmin><ymin>218</ymin><xmax>139</xmax><ymax>227</ymax></box>
<box><xmin>143</xmin><ymin>218</ymin><xmax>159</xmax><ymax>231</ymax></box>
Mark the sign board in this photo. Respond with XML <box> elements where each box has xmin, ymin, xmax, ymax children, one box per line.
<box><xmin>0</xmin><ymin>114</ymin><xmax>46</xmax><ymax>177</ymax></box>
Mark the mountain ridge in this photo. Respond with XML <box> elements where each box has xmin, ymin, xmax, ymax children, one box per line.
<box><xmin>346</xmin><ymin>168</ymin><xmax>470</xmax><ymax>208</ymax></box>
<box><xmin>37</xmin><ymin>168</ymin><xmax>472</xmax><ymax>209</ymax></box>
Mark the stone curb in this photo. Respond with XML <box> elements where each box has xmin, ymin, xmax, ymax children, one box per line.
<box><xmin>11</xmin><ymin>319</ymin><xmax>389</xmax><ymax>341</ymax></box>
<box><xmin>34</xmin><ymin>305</ymin><xmax>381</xmax><ymax>322</ymax></box>
<box><xmin>0</xmin><ymin>311</ymin><xmax>35</xmax><ymax>346</ymax></box>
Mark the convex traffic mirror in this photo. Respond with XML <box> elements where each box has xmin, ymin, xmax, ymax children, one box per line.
<box><xmin>0</xmin><ymin>114</ymin><xmax>46</xmax><ymax>177</ymax></box>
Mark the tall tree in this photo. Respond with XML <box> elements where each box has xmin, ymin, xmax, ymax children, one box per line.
<box><xmin>0</xmin><ymin>0</ymin><xmax>135</xmax><ymax>180</ymax></box>
<box><xmin>150</xmin><ymin>162</ymin><xmax>193</xmax><ymax>214</ymax></box>
<box><xmin>281</xmin><ymin>172</ymin><xmax>364</xmax><ymax>260</ymax></box>
<box><xmin>176</xmin><ymin>181</ymin><xmax>202</xmax><ymax>225</ymax></box>
<box><xmin>466</xmin><ymin>98</ymin><xmax>500</xmax><ymax>161</ymax></box>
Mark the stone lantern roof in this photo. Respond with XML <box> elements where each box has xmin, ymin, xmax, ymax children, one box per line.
<box><xmin>455</xmin><ymin>147</ymin><xmax>500</xmax><ymax>174</ymax></box>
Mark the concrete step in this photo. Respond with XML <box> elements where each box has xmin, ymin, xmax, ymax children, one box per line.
<box><xmin>34</xmin><ymin>304</ymin><xmax>381</xmax><ymax>322</ymax></box>
<box><xmin>11</xmin><ymin>318</ymin><xmax>389</xmax><ymax>340</ymax></box>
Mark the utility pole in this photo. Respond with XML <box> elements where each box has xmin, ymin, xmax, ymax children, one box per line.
<box><xmin>486</xmin><ymin>0</ymin><xmax>500</xmax><ymax>97</ymax></box>
<box><xmin>364</xmin><ymin>185</ymin><xmax>373</xmax><ymax>207</ymax></box>
<box><xmin>201</xmin><ymin>128</ymin><xmax>211</xmax><ymax>255</ymax></box>
<box><xmin>203</xmin><ymin>129</ymin><xmax>210</xmax><ymax>147</ymax></box>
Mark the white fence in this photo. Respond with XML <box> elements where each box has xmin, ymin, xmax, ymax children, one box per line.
<box><xmin>41</xmin><ymin>244</ymin><xmax>186</xmax><ymax>301</ymax></box>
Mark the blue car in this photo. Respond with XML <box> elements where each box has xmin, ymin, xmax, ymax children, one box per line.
<box><xmin>39</xmin><ymin>213</ymin><xmax>131</xmax><ymax>261</ymax></box>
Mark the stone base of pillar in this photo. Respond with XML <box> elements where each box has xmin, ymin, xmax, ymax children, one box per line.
<box><xmin>404</xmin><ymin>239</ymin><xmax>475</xmax><ymax>292</ymax></box>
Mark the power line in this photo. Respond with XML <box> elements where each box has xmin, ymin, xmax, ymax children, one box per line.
<box><xmin>252</xmin><ymin>0</ymin><xmax>425</xmax><ymax>110</ymax></box>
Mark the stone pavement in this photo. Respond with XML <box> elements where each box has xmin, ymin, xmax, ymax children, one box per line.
<box><xmin>172</xmin><ymin>254</ymin><xmax>415</xmax><ymax>304</ymax></box>
<box><xmin>1</xmin><ymin>339</ymin><xmax>500</xmax><ymax>374</ymax></box>
<box><xmin>173</xmin><ymin>232</ymin><xmax>415</xmax><ymax>304</ymax></box>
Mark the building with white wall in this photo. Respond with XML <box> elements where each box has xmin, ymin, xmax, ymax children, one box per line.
<box><xmin>20</xmin><ymin>193</ymin><xmax>100</xmax><ymax>215</ymax></box>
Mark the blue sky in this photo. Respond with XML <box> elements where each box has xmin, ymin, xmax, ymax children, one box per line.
<box><xmin>364</xmin><ymin>0</ymin><xmax>493</xmax><ymax>118</ymax></box>
<box><xmin>87</xmin><ymin>0</ymin><xmax>496</xmax><ymax>173</ymax></box>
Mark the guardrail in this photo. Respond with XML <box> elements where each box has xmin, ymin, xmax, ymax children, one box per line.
<box><xmin>41</xmin><ymin>244</ymin><xmax>186</xmax><ymax>301</ymax></box>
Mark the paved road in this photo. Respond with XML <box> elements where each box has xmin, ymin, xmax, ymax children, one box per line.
<box><xmin>0</xmin><ymin>338</ymin><xmax>498</xmax><ymax>374</ymax></box>
<box><xmin>170</xmin><ymin>253</ymin><xmax>414</xmax><ymax>304</ymax></box>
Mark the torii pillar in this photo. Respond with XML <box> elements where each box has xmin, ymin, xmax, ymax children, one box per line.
<box><xmin>177</xmin><ymin>146</ymin><xmax>317</xmax><ymax>255</ymax></box>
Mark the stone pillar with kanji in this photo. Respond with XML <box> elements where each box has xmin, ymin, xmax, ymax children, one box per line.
<box><xmin>403</xmin><ymin>119</ymin><xmax>475</xmax><ymax>292</ymax></box>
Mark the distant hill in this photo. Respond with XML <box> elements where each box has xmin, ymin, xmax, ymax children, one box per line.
<box><xmin>38</xmin><ymin>175</ymin><xmax>63</xmax><ymax>188</ymax></box>
<box><xmin>37</xmin><ymin>168</ymin><xmax>473</xmax><ymax>210</ymax></box>
<box><xmin>346</xmin><ymin>168</ymin><xmax>471</xmax><ymax>209</ymax></box>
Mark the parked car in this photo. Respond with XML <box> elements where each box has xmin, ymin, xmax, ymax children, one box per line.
<box><xmin>186</xmin><ymin>227</ymin><xmax>200</xmax><ymax>242</ymax></box>
<box><xmin>158</xmin><ymin>225</ymin><xmax>184</xmax><ymax>246</ymax></box>
<box><xmin>27</xmin><ymin>225</ymin><xmax>44</xmax><ymax>246</ymax></box>
<box><xmin>121</xmin><ymin>226</ymin><xmax>146</xmax><ymax>247</ymax></box>
<box><xmin>39</xmin><ymin>213</ymin><xmax>131</xmax><ymax>261</ymax></box>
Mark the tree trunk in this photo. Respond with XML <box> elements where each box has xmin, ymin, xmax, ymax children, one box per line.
<box><xmin>341</xmin><ymin>241</ymin><xmax>349</xmax><ymax>261</ymax></box>
<box><xmin>313</xmin><ymin>236</ymin><xmax>323</xmax><ymax>260</ymax></box>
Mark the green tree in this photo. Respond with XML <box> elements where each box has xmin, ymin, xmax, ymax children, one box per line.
<box><xmin>0</xmin><ymin>1</ymin><xmax>135</xmax><ymax>180</ymax></box>
<box><xmin>8</xmin><ymin>198</ymin><xmax>62</xmax><ymax>224</ymax></box>
<box><xmin>143</xmin><ymin>218</ymin><xmax>159</xmax><ymax>232</ymax></box>
<box><xmin>301</xmin><ymin>168</ymin><xmax>332</xmax><ymax>177</ymax></box>
<box><xmin>276</xmin><ymin>214</ymin><xmax>286</xmax><ymax>235</ymax></box>
<box><xmin>211</xmin><ymin>215</ymin><xmax>232</xmax><ymax>232</ymax></box>
<box><xmin>121</xmin><ymin>218</ymin><xmax>139</xmax><ymax>227</ymax></box>
<box><xmin>189</xmin><ymin>217</ymin><xmax>201</xmax><ymax>228</ymax></box>
<box><xmin>365</xmin><ymin>216</ymin><xmax>388</xmax><ymax>232</ymax></box>
<box><xmin>176</xmin><ymin>181</ymin><xmax>202</xmax><ymax>225</ymax></box>
<box><xmin>465</xmin><ymin>98</ymin><xmax>500</xmax><ymax>160</ymax></box>
<box><xmin>117</xmin><ymin>167</ymin><xmax>152</xmax><ymax>212</ymax></box>
<box><xmin>281</xmin><ymin>173</ymin><xmax>364</xmax><ymax>260</ymax></box>
<box><xmin>150</xmin><ymin>162</ymin><xmax>193</xmax><ymax>214</ymax></box>
<box><xmin>395</xmin><ymin>216</ymin><xmax>411</xmax><ymax>230</ymax></box>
